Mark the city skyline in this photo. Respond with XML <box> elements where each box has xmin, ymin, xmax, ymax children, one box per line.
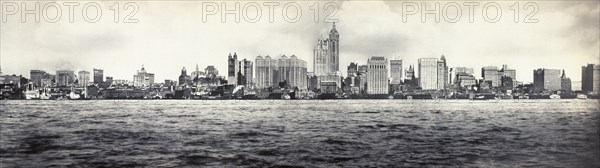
<box><xmin>1</xmin><ymin>1</ymin><xmax>598</xmax><ymax>83</ymax></box>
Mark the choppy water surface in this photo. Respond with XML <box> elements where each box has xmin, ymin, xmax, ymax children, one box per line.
<box><xmin>1</xmin><ymin>100</ymin><xmax>599</xmax><ymax>167</ymax></box>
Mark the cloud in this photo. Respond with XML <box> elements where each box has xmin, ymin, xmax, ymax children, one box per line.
<box><xmin>0</xmin><ymin>0</ymin><xmax>598</xmax><ymax>83</ymax></box>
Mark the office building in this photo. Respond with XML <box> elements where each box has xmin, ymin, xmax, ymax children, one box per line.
<box><xmin>533</xmin><ymin>68</ymin><xmax>561</xmax><ymax>92</ymax></box>
<box><xmin>78</xmin><ymin>70</ymin><xmax>91</xmax><ymax>87</ymax></box>
<box><xmin>228</xmin><ymin>53</ymin><xmax>240</xmax><ymax>85</ymax></box>
<box><xmin>367</xmin><ymin>56</ymin><xmax>388</xmax><ymax>94</ymax></box>
<box><xmin>133</xmin><ymin>65</ymin><xmax>154</xmax><ymax>87</ymax></box>
<box><xmin>582</xmin><ymin>64</ymin><xmax>600</xmax><ymax>94</ymax></box>
<box><xmin>93</xmin><ymin>68</ymin><xmax>104</xmax><ymax>84</ymax></box>
<box><xmin>418</xmin><ymin>58</ymin><xmax>438</xmax><ymax>90</ymax></box>
<box><xmin>313</xmin><ymin>23</ymin><xmax>339</xmax><ymax>76</ymax></box>
<box><xmin>390</xmin><ymin>59</ymin><xmax>403</xmax><ymax>84</ymax></box>
<box><xmin>56</xmin><ymin>70</ymin><xmax>76</xmax><ymax>87</ymax></box>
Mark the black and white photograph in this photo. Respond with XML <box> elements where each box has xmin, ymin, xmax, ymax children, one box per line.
<box><xmin>0</xmin><ymin>0</ymin><xmax>599</xmax><ymax>167</ymax></box>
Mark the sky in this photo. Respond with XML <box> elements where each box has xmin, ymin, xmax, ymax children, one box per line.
<box><xmin>1</xmin><ymin>0</ymin><xmax>598</xmax><ymax>83</ymax></box>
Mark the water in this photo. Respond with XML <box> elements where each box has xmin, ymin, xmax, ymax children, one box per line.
<box><xmin>1</xmin><ymin>100</ymin><xmax>599</xmax><ymax>167</ymax></box>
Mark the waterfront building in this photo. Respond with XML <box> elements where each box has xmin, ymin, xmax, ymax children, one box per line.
<box><xmin>255</xmin><ymin>55</ymin><xmax>279</xmax><ymax>89</ymax></box>
<box><xmin>500</xmin><ymin>76</ymin><xmax>514</xmax><ymax>93</ymax></box>
<box><xmin>500</xmin><ymin>65</ymin><xmax>517</xmax><ymax>83</ymax></box>
<box><xmin>0</xmin><ymin>74</ymin><xmax>22</xmax><ymax>86</ymax></box>
<box><xmin>278</xmin><ymin>55</ymin><xmax>308</xmax><ymax>89</ymax></box>
<box><xmin>582</xmin><ymin>64</ymin><xmax>600</xmax><ymax>94</ymax></box>
<box><xmin>319</xmin><ymin>71</ymin><xmax>342</xmax><ymax>93</ymax></box>
<box><xmin>77</xmin><ymin>70</ymin><xmax>91</xmax><ymax>87</ymax></box>
<box><xmin>93</xmin><ymin>68</ymin><xmax>104</xmax><ymax>84</ymax></box>
<box><xmin>179</xmin><ymin>67</ymin><xmax>191</xmax><ymax>86</ymax></box>
<box><xmin>456</xmin><ymin>73</ymin><xmax>477</xmax><ymax>87</ymax></box>
<box><xmin>403</xmin><ymin>65</ymin><xmax>418</xmax><ymax>91</ymax></box>
<box><xmin>228</xmin><ymin>53</ymin><xmax>240</xmax><ymax>85</ymax></box>
<box><xmin>313</xmin><ymin>23</ymin><xmax>339</xmax><ymax>76</ymax></box>
<box><xmin>56</xmin><ymin>70</ymin><xmax>76</xmax><ymax>87</ymax></box>
<box><xmin>450</xmin><ymin>67</ymin><xmax>474</xmax><ymax>84</ymax></box>
<box><xmin>367</xmin><ymin>56</ymin><xmax>388</xmax><ymax>94</ymax></box>
<box><xmin>482</xmin><ymin>66</ymin><xmax>500</xmax><ymax>88</ymax></box>
<box><xmin>256</xmin><ymin>55</ymin><xmax>307</xmax><ymax>89</ymax></box>
<box><xmin>241</xmin><ymin>59</ymin><xmax>253</xmax><ymax>87</ymax></box>
<box><xmin>418</xmin><ymin>58</ymin><xmax>438</xmax><ymax>90</ymax></box>
<box><xmin>390</xmin><ymin>59</ymin><xmax>403</xmax><ymax>84</ymax></box>
<box><xmin>133</xmin><ymin>65</ymin><xmax>154</xmax><ymax>87</ymax></box>
<box><xmin>437</xmin><ymin>56</ymin><xmax>448</xmax><ymax>90</ymax></box>
<box><xmin>561</xmin><ymin>69</ymin><xmax>572</xmax><ymax>92</ymax></box>
<box><xmin>533</xmin><ymin>68</ymin><xmax>561</xmax><ymax>93</ymax></box>
<box><xmin>30</xmin><ymin>70</ymin><xmax>49</xmax><ymax>87</ymax></box>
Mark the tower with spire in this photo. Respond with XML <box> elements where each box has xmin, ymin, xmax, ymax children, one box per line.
<box><xmin>179</xmin><ymin>66</ymin><xmax>191</xmax><ymax>86</ymax></box>
<box><xmin>313</xmin><ymin>22</ymin><xmax>340</xmax><ymax>76</ymax></box>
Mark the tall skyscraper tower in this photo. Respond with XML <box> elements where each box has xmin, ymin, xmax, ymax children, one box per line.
<box><xmin>390</xmin><ymin>59</ymin><xmax>403</xmax><ymax>84</ymax></box>
<box><xmin>314</xmin><ymin>23</ymin><xmax>340</xmax><ymax>76</ymax></box>
<box><xmin>367</xmin><ymin>56</ymin><xmax>388</xmax><ymax>94</ymax></box>
<box><xmin>93</xmin><ymin>68</ymin><xmax>104</xmax><ymax>84</ymax></box>
<box><xmin>228</xmin><ymin>53</ymin><xmax>240</xmax><ymax>85</ymax></box>
<box><xmin>418</xmin><ymin>58</ymin><xmax>438</xmax><ymax>90</ymax></box>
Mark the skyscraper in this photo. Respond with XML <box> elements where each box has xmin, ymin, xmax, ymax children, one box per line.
<box><xmin>437</xmin><ymin>56</ymin><xmax>448</xmax><ymax>90</ymax></box>
<box><xmin>77</xmin><ymin>70</ymin><xmax>91</xmax><ymax>87</ymax></box>
<box><xmin>30</xmin><ymin>70</ymin><xmax>47</xmax><ymax>87</ymax></box>
<box><xmin>482</xmin><ymin>66</ymin><xmax>500</xmax><ymax>87</ymax></box>
<box><xmin>533</xmin><ymin>68</ymin><xmax>561</xmax><ymax>92</ymax></box>
<box><xmin>367</xmin><ymin>56</ymin><xmax>388</xmax><ymax>94</ymax></box>
<box><xmin>56</xmin><ymin>70</ymin><xmax>76</xmax><ymax>87</ymax></box>
<box><xmin>561</xmin><ymin>69</ymin><xmax>572</xmax><ymax>92</ymax></box>
<box><xmin>418</xmin><ymin>58</ymin><xmax>438</xmax><ymax>90</ymax></box>
<box><xmin>390</xmin><ymin>59</ymin><xmax>403</xmax><ymax>84</ymax></box>
<box><xmin>133</xmin><ymin>65</ymin><xmax>154</xmax><ymax>87</ymax></box>
<box><xmin>450</xmin><ymin>67</ymin><xmax>474</xmax><ymax>84</ymax></box>
<box><xmin>582</xmin><ymin>64</ymin><xmax>600</xmax><ymax>93</ymax></box>
<box><xmin>313</xmin><ymin>23</ymin><xmax>339</xmax><ymax>76</ymax></box>
<box><xmin>500</xmin><ymin>64</ymin><xmax>516</xmax><ymax>82</ymax></box>
<box><xmin>241</xmin><ymin>59</ymin><xmax>253</xmax><ymax>87</ymax></box>
<box><xmin>93</xmin><ymin>68</ymin><xmax>104</xmax><ymax>84</ymax></box>
<box><xmin>278</xmin><ymin>55</ymin><xmax>307</xmax><ymax>89</ymax></box>
<box><xmin>255</xmin><ymin>55</ymin><xmax>307</xmax><ymax>89</ymax></box>
<box><xmin>179</xmin><ymin>67</ymin><xmax>191</xmax><ymax>85</ymax></box>
<box><xmin>255</xmin><ymin>55</ymin><xmax>278</xmax><ymax>89</ymax></box>
<box><xmin>228</xmin><ymin>53</ymin><xmax>240</xmax><ymax>85</ymax></box>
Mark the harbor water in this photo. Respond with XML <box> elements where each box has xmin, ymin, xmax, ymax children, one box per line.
<box><xmin>1</xmin><ymin>100</ymin><xmax>599</xmax><ymax>167</ymax></box>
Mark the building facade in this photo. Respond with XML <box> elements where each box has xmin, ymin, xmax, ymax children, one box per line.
<box><xmin>256</xmin><ymin>55</ymin><xmax>307</xmax><ymax>89</ymax></box>
<box><xmin>437</xmin><ymin>56</ymin><xmax>448</xmax><ymax>90</ymax></box>
<box><xmin>390</xmin><ymin>59</ymin><xmax>403</xmax><ymax>85</ymax></box>
<box><xmin>482</xmin><ymin>66</ymin><xmax>500</xmax><ymax>88</ymax></box>
<box><xmin>133</xmin><ymin>66</ymin><xmax>154</xmax><ymax>87</ymax></box>
<box><xmin>179</xmin><ymin>67</ymin><xmax>191</xmax><ymax>86</ymax></box>
<box><xmin>560</xmin><ymin>70</ymin><xmax>572</xmax><ymax>92</ymax></box>
<box><xmin>313</xmin><ymin>23</ymin><xmax>339</xmax><ymax>76</ymax></box>
<box><xmin>78</xmin><ymin>70</ymin><xmax>91</xmax><ymax>87</ymax></box>
<box><xmin>367</xmin><ymin>56</ymin><xmax>388</xmax><ymax>94</ymax></box>
<box><xmin>56</xmin><ymin>70</ymin><xmax>76</xmax><ymax>87</ymax></box>
<box><xmin>533</xmin><ymin>68</ymin><xmax>561</xmax><ymax>92</ymax></box>
<box><xmin>418</xmin><ymin>58</ymin><xmax>438</xmax><ymax>90</ymax></box>
<box><xmin>227</xmin><ymin>53</ymin><xmax>240</xmax><ymax>85</ymax></box>
<box><xmin>93</xmin><ymin>68</ymin><xmax>104</xmax><ymax>84</ymax></box>
<box><xmin>582</xmin><ymin>64</ymin><xmax>600</xmax><ymax>94</ymax></box>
